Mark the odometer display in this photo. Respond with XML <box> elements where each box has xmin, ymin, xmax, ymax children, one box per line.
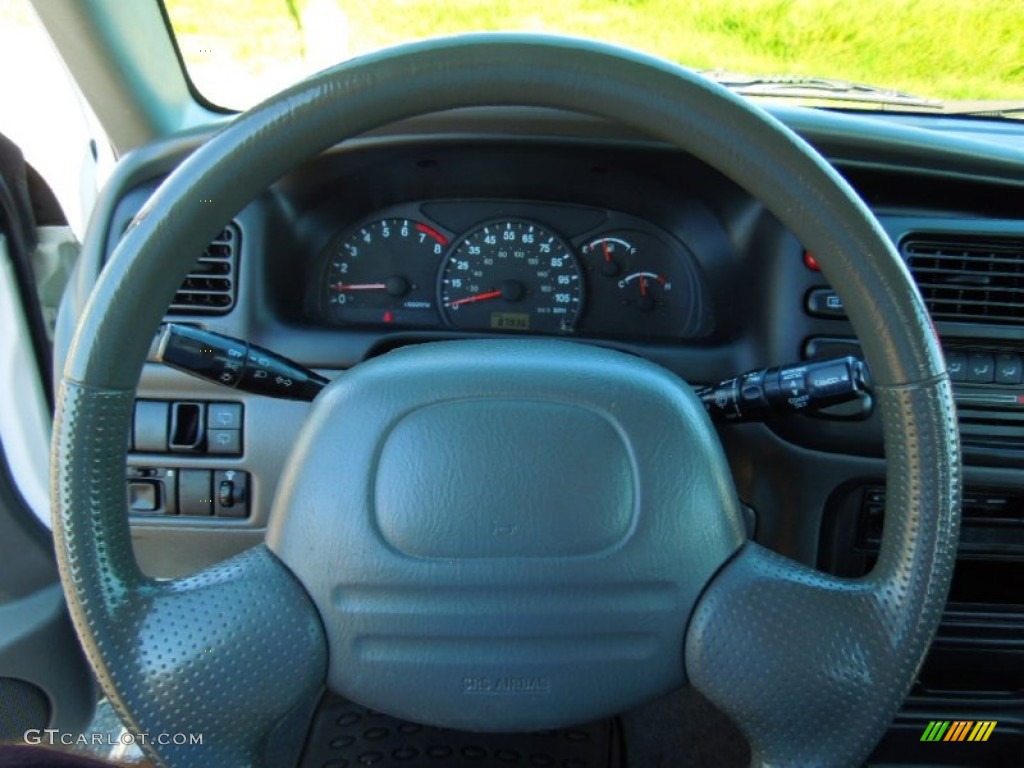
<box><xmin>439</xmin><ymin>220</ymin><xmax>582</xmax><ymax>333</ymax></box>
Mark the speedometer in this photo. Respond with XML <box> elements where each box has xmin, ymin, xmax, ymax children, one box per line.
<box><xmin>438</xmin><ymin>219</ymin><xmax>582</xmax><ymax>333</ymax></box>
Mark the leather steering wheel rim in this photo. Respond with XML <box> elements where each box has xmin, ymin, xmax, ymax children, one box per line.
<box><xmin>53</xmin><ymin>34</ymin><xmax>960</xmax><ymax>768</ymax></box>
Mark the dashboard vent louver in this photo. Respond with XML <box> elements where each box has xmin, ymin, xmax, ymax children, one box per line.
<box><xmin>903</xmin><ymin>235</ymin><xmax>1024</xmax><ymax>326</ymax></box>
<box><xmin>957</xmin><ymin>405</ymin><xmax>1024</xmax><ymax>450</ymax></box>
<box><xmin>167</xmin><ymin>224</ymin><xmax>240</xmax><ymax>315</ymax></box>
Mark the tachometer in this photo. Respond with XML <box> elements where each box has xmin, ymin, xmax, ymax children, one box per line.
<box><xmin>321</xmin><ymin>218</ymin><xmax>447</xmax><ymax>326</ymax></box>
<box><xmin>439</xmin><ymin>219</ymin><xmax>582</xmax><ymax>333</ymax></box>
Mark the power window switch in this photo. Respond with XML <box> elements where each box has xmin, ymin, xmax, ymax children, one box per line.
<box><xmin>178</xmin><ymin>469</ymin><xmax>213</xmax><ymax>516</ymax></box>
<box><xmin>214</xmin><ymin>470</ymin><xmax>249</xmax><ymax>518</ymax></box>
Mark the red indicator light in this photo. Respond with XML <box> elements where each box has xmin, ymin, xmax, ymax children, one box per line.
<box><xmin>415</xmin><ymin>223</ymin><xmax>448</xmax><ymax>245</ymax></box>
<box><xmin>804</xmin><ymin>251</ymin><xmax>821</xmax><ymax>271</ymax></box>
<box><xmin>383</xmin><ymin>311</ymin><xmax>394</xmax><ymax>323</ymax></box>
<box><xmin>1017</xmin><ymin>394</ymin><xmax>1024</xmax><ymax>405</ymax></box>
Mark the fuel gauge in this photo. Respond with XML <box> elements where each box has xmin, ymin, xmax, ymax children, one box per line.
<box><xmin>581</xmin><ymin>236</ymin><xmax>636</xmax><ymax>277</ymax></box>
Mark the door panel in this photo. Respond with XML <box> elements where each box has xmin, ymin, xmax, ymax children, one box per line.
<box><xmin>0</xmin><ymin>132</ymin><xmax>96</xmax><ymax>743</ymax></box>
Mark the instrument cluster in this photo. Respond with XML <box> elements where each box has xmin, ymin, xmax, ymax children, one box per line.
<box><xmin>309</xmin><ymin>200</ymin><xmax>711</xmax><ymax>340</ymax></box>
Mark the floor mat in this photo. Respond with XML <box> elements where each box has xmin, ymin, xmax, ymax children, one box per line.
<box><xmin>299</xmin><ymin>693</ymin><xmax>622</xmax><ymax>767</ymax></box>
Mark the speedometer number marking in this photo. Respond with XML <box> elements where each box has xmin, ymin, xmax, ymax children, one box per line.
<box><xmin>439</xmin><ymin>220</ymin><xmax>582</xmax><ymax>333</ymax></box>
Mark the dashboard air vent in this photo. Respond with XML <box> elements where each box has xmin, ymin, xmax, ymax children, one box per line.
<box><xmin>957</xmin><ymin>405</ymin><xmax>1024</xmax><ymax>450</ymax></box>
<box><xmin>903</xmin><ymin>235</ymin><xmax>1024</xmax><ymax>326</ymax></box>
<box><xmin>168</xmin><ymin>224</ymin><xmax>240</xmax><ymax>315</ymax></box>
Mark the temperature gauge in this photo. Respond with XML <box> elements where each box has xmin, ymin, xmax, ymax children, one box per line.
<box><xmin>617</xmin><ymin>271</ymin><xmax>673</xmax><ymax>311</ymax></box>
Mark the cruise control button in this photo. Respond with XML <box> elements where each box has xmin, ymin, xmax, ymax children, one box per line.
<box><xmin>995</xmin><ymin>353</ymin><xmax>1023</xmax><ymax>385</ymax></box>
<box><xmin>967</xmin><ymin>353</ymin><xmax>995</xmax><ymax>383</ymax></box>
<box><xmin>945</xmin><ymin>350</ymin><xmax>967</xmax><ymax>382</ymax></box>
<box><xmin>805</xmin><ymin>288</ymin><xmax>846</xmax><ymax>319</ymax></box>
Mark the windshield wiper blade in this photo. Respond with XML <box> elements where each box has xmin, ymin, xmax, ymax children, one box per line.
<box><xmin>934</xmin><ymin>101</ymin><xmax>1024</xmax><ymax>120</ymax></box>
<box><xmin>700</xmin><ymin>71</ymin><xmax>943</xmax><ymax>110</ymax></box>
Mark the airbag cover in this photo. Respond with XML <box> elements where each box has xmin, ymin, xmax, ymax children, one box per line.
<box><xmin>375</xmin><ymin>399</ymin><xmax>634</xmax><ymax>558</ymax></box>
<box><xmin>267</xmin><ymin>339</ymin><xmax>745</xmax><ymax>730</ymax></box>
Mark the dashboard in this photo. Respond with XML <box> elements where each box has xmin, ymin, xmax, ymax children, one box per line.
<box><xmin>55</xmin><ymin>104</ymin><xmax>1024</xmax><ymax>764</ymax></box>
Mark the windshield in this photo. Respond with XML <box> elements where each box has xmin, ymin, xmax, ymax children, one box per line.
<box><xmin>163</xmin><ymin>0</ymin><xmax>1024</xmax><ymax>115</ymax></box>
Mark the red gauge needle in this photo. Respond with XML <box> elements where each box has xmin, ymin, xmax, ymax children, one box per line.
<box><xmin>447</xmin><ymin>289</ymin><xmax>503</xmax><ymax>308</ymax></box>
<box><xmin>602</xmin><ymin>239</ymin><xmax>612</xmax><ymax>263</ymax></box>
<box><xmin>334</xmin><ymin>282</ymin><xmax>388</xmax><ymax>291</ymax></box>
<box><xmin>640</xmin><ymin>275</ymin><xmax>648</xmax><ymax>296</ymax></box>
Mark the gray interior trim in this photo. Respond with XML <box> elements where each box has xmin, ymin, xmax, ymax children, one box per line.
<box><xmin>29</xmin><ymin>0</ymin><xmax>221</xmax><ymax>153</ymax></box>
<box><xmin>0</xmin><ymin>584</ymin><xmax>96</xmax><ymax>735</ymax></box>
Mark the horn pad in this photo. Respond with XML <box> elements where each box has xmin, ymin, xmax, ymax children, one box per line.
<box><xmin>268</xmin><ymin>339</ymin><xmax>745</xmax><ymax>731</ymax></box>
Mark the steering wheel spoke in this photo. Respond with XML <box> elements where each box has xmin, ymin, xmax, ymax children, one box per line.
<box><xmin>687</xmin><ymin>380</ymin><xmax>960</xmax><ymax>767</ymax></box>
<box><xmin>54</xmin><ymin>382</ymin><xmax>326</xmax><ymax>768</ymax></box>
<box><xmin>688</xmin><ymin>544</ymin><xmax>909</xmax><ymax>766</ymax></box>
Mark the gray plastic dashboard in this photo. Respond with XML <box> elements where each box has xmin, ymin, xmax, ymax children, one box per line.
<box><xmin>55</xmin><ymin>104</ymin><xmax>1024</xmax><ymax>577</ymax></box>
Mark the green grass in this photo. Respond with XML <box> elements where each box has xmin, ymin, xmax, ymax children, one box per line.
<box><xmin>164</xmin><ymin>0</ymin><xmax>1024</xmax><ymax>109</ymax></box>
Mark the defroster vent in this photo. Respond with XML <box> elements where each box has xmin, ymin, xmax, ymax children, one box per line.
<box><xmin>168</xmin><ymin>224</ymin><xmax>240</xmax><ymax>315</ymax></box>
<box><xmin>903</xmin><ymin>235</ymin><xmax>1024</xmax><ymax>326</ymax></box>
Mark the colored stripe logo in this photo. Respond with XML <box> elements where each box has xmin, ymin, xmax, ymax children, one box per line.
<box><xmin>920</xmin><ymin>720</ymin><xmax>997</xmax><ymax>742</ymax></box>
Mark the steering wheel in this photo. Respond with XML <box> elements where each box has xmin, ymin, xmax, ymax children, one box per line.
<box><xmin>53</xmin><ymin>35</ymin><xmax>959</xmax><ymax>768</ymax></box>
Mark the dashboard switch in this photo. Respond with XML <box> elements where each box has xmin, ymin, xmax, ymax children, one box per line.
<box><xmin>968</xmin><ymin>353</ymin><xmax>995</xmax><ymax>383</ymax></box>
<box><xmin>127</xmin><ymin>481</ymin><xmax>159</xmax><ymax>514</ymax></box>
<box><xmin>945</xmin><ymin>350</ymin><xmax>967</xmax><ymax>382</ymax></box>
<box><xmin>214</xmin><ymin>470</ymin><xmax>249</xmax><ymax>518</ymax></box>
<box><xmin>178</xmin><ymin>470</ymin><xmax>213</xmax><ymax>516</ymax></box>
<box><xmin>996</xmin><ymin>353</ymin><xmax>1023</xmax><ymax>385</ymax></box>
<box><xmin>208</xmin><ymin>402</ymin><xmax>243</xmax><ymax>430</ymax></box>
<box><xmin>803</xmin><ymin>337</ymin><xmax>861</xmax><ymax>361</ymax></box>
<box><xmin>207</xmin><ymin>429</ymin><xmax>241</xmax><ymax>455</ymax></box>
<box><xmin>805</xmin><ymin>288</ymin><xmax>846</xmax><ymax>319</ymax></box>
<box><xmin>133</xmin><ymin>400</ymin><xmax>169</xmax><ymax>452</ymax></box>
<box><xmin>126</xmin><ymin>467</ymin><xmax>177</xmax><ymax>515</ymax></box>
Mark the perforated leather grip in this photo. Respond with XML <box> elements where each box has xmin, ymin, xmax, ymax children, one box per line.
<box><xmin>687</xmin><ymin>378</ymin><xmax>960</xmax><ymax>767</ymax></box>
<box><xmin>53</xmin><ymin>383</ymin><xmax>326</xmax><ymax>767</ymax></box>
